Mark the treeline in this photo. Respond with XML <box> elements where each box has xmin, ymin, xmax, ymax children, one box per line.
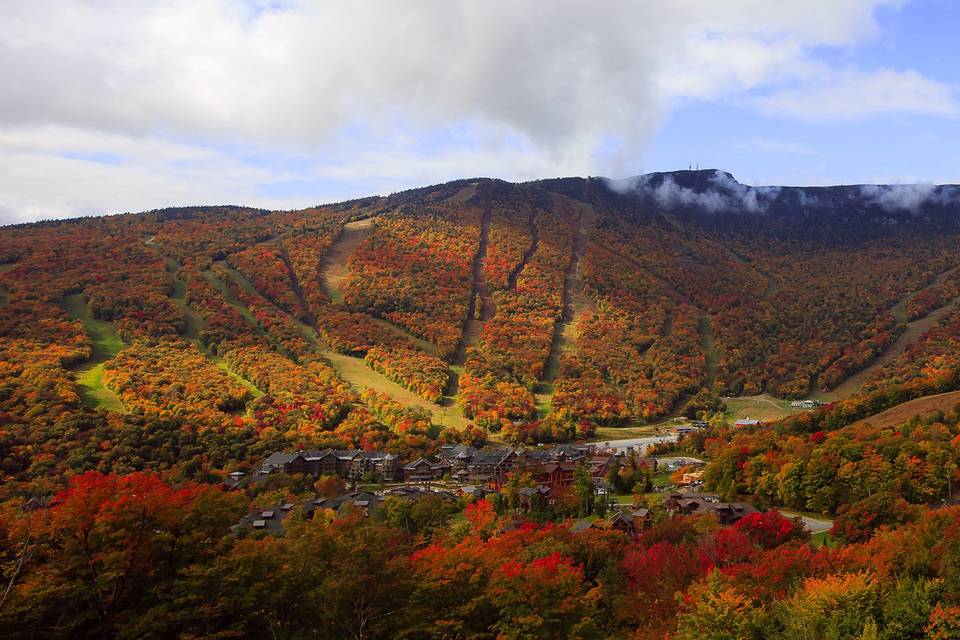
<box><xmin>3</xmin><ymin>471</ymin><xmax>960</xmax><ymax>639</ymax></box>
<box><xmin>459</xmin><ymin>190</ymin><xmax>570</xmax><ymax>429</ymax></box>
<box><xmin>703</xmin><ymin>402</ymin><xmax>960</xmax><ymax>536</ymax></box>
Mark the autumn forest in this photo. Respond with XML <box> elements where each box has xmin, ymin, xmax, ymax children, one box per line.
<box><xmin>3</xmin><ymin>170</ymin><xmax>960</xmax><ymax>638</ymax></box>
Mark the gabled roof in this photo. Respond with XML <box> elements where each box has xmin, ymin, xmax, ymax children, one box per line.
<box><xmin>263</xmin><ymin>451</ymin><xmax>301</xmax><ymax>467</ymax></box>
<box><xmin>302</xmin><ymin>449</ymin><xmax>337</xmax><ymax>461</ymax></box>
<box><xmin>404</xmin><ymin>457</ymin><xmax>432</xmax><ymax>470</ymax></box>
<box><xmin>535</xmin><ymin>460</ymin><xmax>578</xmax><ymax>475</ymax></box>
<box><xmin>473</xmin><ymin>448</ymin><xmax>516</xmax><ymax>465</ymax></box>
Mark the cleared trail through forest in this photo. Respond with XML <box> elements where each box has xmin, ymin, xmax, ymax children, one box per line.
<box><xmin>889</xmin><ymin>265</ymin><xmax>960</xmax><ymax>323</ymax></box>
<box><xmin>321</xmin><ymin>218</ymin><xmax>375</xmax><ymax>305</ymax></box>
<box><xmin>212</xmin><ymin>258</ymin><xmax>319</xmax><ymax>348</ymax></box>
<box><xmin>535</xmin><ymin>200</ymin><xmax>596</xmax><ymax>414</ymax></box>
<box><xmin>323</xmin><ymin>349</ymin><xmax>471</xmax><ymax>429</ymax></box>
<box><xmin>275</xmin><ymin>243</ymin><xmax>314</xmax><ymax>324</ymax></box>
<box><xmin>818</xmin><ymin>265</ymin><xmax>960</xmax><ymax>400</ymax></box>
<box><xmin>699</xmin><ymin>316</ymin><xmax>718</xmax><ymax>388</ymax></box>
<box><xmin>216</xmin><ymin>247</ymin><xmax>469</xmax><ymax>427</ymax></box>
<box><xmin>154</xmin><ymin>251</ymin><xmax>264</xmax><ymax>399</ymax></box>
<box><xmin>707</xmin><ymin>237</ymin><xmax>780</xmax><ymax>297</ymax></box>
<box><xmin>845</xmin><ymin>390</ymin><xmax>960</xmax><ymax>431</ymax></box>
<box><xmin>160</xmin><ymin>255</ymin><xmax>204</xmax><ymax>342</ymax></box>
<box><xmin>0</xmin><ymin>263</ymin><xmax>11</xmax><ymax>307</ymax></box>
<box><xmin>202</xmin><ymin>265</ymin><xmax>262</xmax><ymax>328</ymax></box>
<box><xmin>507</xmin><ymin>207</ymin><xmax>540</xmax><ymax>290</ymax></box>
<box><xmin>445</xmin><ymin>195</ymin><xmax>496</xmax><ymax>399</ymax></box>
<box><xmin>660</xmin><ymin>211</ymin><xmax>779</xmax><ymax>298</ymax></box>
<box><xmin>318</xmin><ymin>217</ymin><xmax>438</xmax><ymax>354</ymax></box>
<box><xmin>592</xmin><ymin>232</ymin><xmax>697</xmax><ymax>313</ymax></box>
<box><xmin>61</xmin><ymin>293</ymin><xmax>126</xmax><ymax>412</ymax></box>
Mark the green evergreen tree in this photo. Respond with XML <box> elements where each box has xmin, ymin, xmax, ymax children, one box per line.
<box><xmin>574</xmin><ymin>460</ymin><xmax>594</xmax><ymax>517</ymax></box>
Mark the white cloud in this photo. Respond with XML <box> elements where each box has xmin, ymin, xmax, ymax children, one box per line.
<box><xmin>737</xmin><ymin>137</ymin><xmax>819</xmax><ymax>157</ymax></box>
<box><xmin>0</xmin><ymin>126</ymin><xmax>288</xmax><ymax>222</ymax></box>
<box><xmin>752</xmin><ymin>68</ymin><xmax>958</xmax><ymax>120</ymax></box>
<box><xmin>859</xmin><ymin>183</ymin><xmax>957</xmax><ymax>211</ymax></box>
<box><xmin>0</xmin><ymin>0</ymin><xmax>949</xmax><ymax>223</ymax></box>
<box><xmin>611</xmin><ymin>170</ymin><xmax>781</xmax><ymax>214</ymax></box>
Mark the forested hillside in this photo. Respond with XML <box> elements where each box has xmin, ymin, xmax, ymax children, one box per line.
<box><xmin>4</xmin><ymin>170</ymin><xmax>960</xmax><ymax>638</ymax></box>
<box><xmin>1</xmin><ymin>171</ymin><xmax>960</xmax><ymax>482</ymax></box>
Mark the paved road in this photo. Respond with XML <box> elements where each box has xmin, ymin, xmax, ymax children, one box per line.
<box><xmin>591</xmin><ymin>434</ymin><xmax>678</xmax><ymax>454</ymax></box>
<box><xmin>779</xmin><ymin>510</ymin><xmax>833</xmax><ymax>533</ymax></box>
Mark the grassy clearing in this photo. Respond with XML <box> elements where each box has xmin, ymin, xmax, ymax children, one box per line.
<box><xmin>593</xmin><ymin>423</ymin><xmax>672</xmax><ymax>441</ymax></box>
<box><xmin>534</xmin><ymin>387</ymin><xmax>553</xmax><ymax>418</ymax></box>
<box><xmin>75</xmin><ymin>363</ymin><xmax>125</xmax><ymax>412</ymax></box>
<box><xmin>61</xmin><ymin>294</ymin><xmax>126</xmax><ymax>412</ymax></box>
<box><xmin>846</xmin><ymin>390</ymin><xmax>960</xmax><ymax>431</ymax></box>
<box><xmin>724</xmin><ymin>394</ymin><xmax>805</xmax><ymax>422</ymax></box>
<box><xmin>590</xmin><ymin>394</ymin><xmax>802</xmax><ymax>443</ymax></box>
<box><xmin>652</xmin><ymin>470</ymin><xmax>673</xmax><ymax>488</ymax></box>
<box><xmin>323</xmin><ymin>349</ymin><xmax>471</xmax><ymax>429</ymax></box>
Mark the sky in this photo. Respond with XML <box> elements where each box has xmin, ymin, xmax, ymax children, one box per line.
<box><xmin>0</xmin><ymin>0</ymin><xmax>958</xmax><ymax>224</ymax></box>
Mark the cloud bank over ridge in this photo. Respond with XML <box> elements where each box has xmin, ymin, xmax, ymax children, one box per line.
<box><xmin>608</xmin><ymin>169</ymin><xmax>960</xmax><ymax>217</ymax></box>
<box><xmin>0</xmin><ymin>0</ymin><xmax>956</xmax><ymax>222</ymax></box>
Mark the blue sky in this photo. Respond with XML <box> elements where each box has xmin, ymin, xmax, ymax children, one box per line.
<box><xmin>647</xmin><ymin>0</ymin><xmax>960</xmax><ymax>186</ymax></box>
<box><xmin>0</xmin><ymin>0</ymin><xmax>957</xmax><ymax>223</ymax></box>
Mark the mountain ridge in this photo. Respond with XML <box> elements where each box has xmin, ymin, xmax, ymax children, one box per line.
<box><xmin>6</xmin><ymin>168</ymin><xmax>960</xmax><ymax>231</ymax></box>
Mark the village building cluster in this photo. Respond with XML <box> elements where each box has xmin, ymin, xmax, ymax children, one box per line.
<box><xmin>230</xmin><ymin>443</ymin><xmax>657</xmax><ymax>492</ymax></box>
<box><xmin>570</xmin><ymin>491</ymin><xmax>760</xmax><ymax>537</ymax></box>
<box><xmin>228</xmin><ymin>442</ymin><xmax>762</xmax><ymax>539</ymax></box>
<box><xmin>233</xmin><ymin>485</ymin><xmax>459</xmax><ymax>535</ymax></box>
